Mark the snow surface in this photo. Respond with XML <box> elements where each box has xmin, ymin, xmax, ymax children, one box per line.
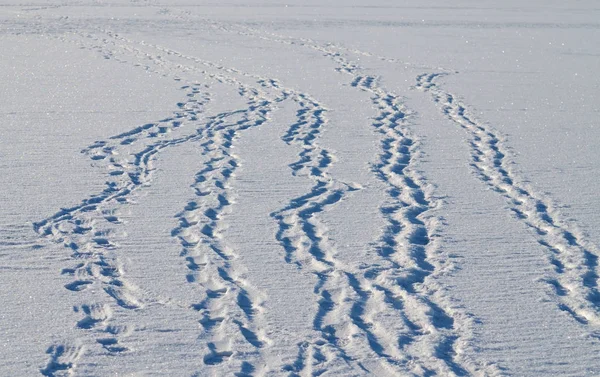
<box><xmin>1</xmin><ymin>1</ymin><xmax>600</xmax><ymax>376</ymax></box>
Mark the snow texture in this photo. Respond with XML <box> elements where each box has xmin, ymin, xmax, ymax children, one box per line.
<box><xmin>1</xmin><ymin>1</ymin><xmax>600</xmax><ymax>376</ymax></box>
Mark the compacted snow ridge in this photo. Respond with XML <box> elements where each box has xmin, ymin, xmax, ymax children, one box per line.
<box><xmin>2</xmin><ymin>2</ymin><xmax>600</xmax><ymax>376</ymax></box>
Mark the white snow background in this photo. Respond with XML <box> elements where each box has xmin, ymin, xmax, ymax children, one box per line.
<box><xmin>1</xmin><ymin>1</ymin><xmax>599</xmax><ymax>376</ymax></box>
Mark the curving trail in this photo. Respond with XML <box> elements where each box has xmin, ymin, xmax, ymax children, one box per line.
<box><xmin>171</xmin><ymin>88</ymin><xmax>285</xmax><ymax>374</ymax></box>
<box><xmin>416</xmin><ymin>72</ymin><xmax>600</xmax><ymax>327</ymax></box>
<box><xmin>33</xmin><ymin>26</ymin><xmax>293</xmax><ymax>375</ymax></box>
<box><xmin>231</xmin><ymin>21</ymin><xmax>503</xmax><ymax>376</ymax></box>
<box><xmin>34</xmin><ymin>81</ymin><xmax>214</xmax><ymax>375</ymax></box>
<box><xmin>348</xmin><ymin>75</ymin><xmax>501</xmax><ymax>376</ymax></box>
<box><xmin>3</xmin><ymin>4</ymin><xmax>600</xmax><ymax>377</ymax></box>
<box><xmin>30</xmin><ymin>17</ymin><xmax>506</xmax><ymax>376</ymax></box>
<box><xmin>33</xmin><ymin>21</ymin><xmax>392</xmax><ymax>376</ymax></box>
<box><xmin>270</xmin><ymin>90</ymin><xmax>367</xmax><ymax>375</ymax></box>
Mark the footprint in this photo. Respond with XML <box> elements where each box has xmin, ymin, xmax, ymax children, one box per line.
<box><xmin>199</xmin><ymin>314</ymin><xmax>225</xmax><ymax>331</ymax></box>
<box><xmin>104</xmin><ymin>282</ymin><xmax>143</xmax><ymax>309</ymax></box>
<box><xmin>203</xmin><ymin>342</ymin><xmax>233</xmax><ymax>365</ymax></box>
<box><xmin>64</xmin><ymin>280</ymin><xmax>93</xmax><ymax>292</ymax></box>
<box><xmin>75</xmin><ymin>303</ymin><xmax>112</xmax><ymax>329</ymax></box>
<box><xmin>97</xmin><ymin>338</ymin><xmax>129</xmax><ymax>354</ymax></box>
<box><xmin>40</xmin><ymin>343</ymin><xmax>85</xmax><ymax>377</ymax></box>
<box><xmin>234</xmin><ymin>320</ymin><xmax>263</xmax><ymax>348</ymax></box>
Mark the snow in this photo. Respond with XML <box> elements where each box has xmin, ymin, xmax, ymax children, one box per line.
<box><xmin>1</xmin><ymin>1</ymin><xmax>600</xmax><ymax>376</ymax></box>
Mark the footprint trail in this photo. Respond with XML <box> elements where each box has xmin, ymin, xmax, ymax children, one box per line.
<box><xmin>416</xmin><ymin>72</ymin><xmax>600</xmax><ymax>327</ymax></box>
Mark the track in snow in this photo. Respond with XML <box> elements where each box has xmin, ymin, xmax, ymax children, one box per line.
<box><xmin>4</xmin><ymin>4</ymin><xmax>599</xmax><ymax>377</ymax></box>
<box><xmin>270</xmin><ymin>88</ymin><xmax>368</xmax><ymax>375</ymax></box>
<box><xmin>171</xmin><ymin>87</ymin><xmax>286</xmax><ymax>374</ymax></box>
<box><xmin>32</xmin><ymin>25</ymin><xmax>293</xmax><ymax>374</ymax></box>
<box><xmin>217</xmin><ymin>21</ymin><xmax>503</xmax><ymax>377</ymax></box>
<box><xmin>26</xmin><ymin>10</ymin><xmax>560</xmax><ymax>377</ymax></box>
<box><xmin>416</xmin><ymin>72</ymin><xmax>600</xmax><ymax>328</ymax></box>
